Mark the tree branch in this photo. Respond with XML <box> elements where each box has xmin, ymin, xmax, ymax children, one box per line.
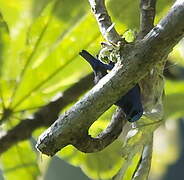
<box><xmin>36</xmin><ymin>1</ymin><xmax>184</xmax><ymax>156</ymax></box>
<box><xmin>73</xmin><ymin>107</ymin><xmax>126</xmax><ymax>153</ymax></box>
<box><xmin>137</xmin><ymin>0</ymin><xmax>163</xmax><ymax>121</ymax></box>
<box><xmin>138</xmin><ymin>0</ymin><xmax>156</xmax><ymax>39</ymax></box>
<box><xmin>88</xmin><ymin>0</ymin><xmax>121</xmax><ymax>44</ymax></box>
<box><xmin>113</xmin><ymin>148</ymin><xmax>141</xmax><ymax>180</ymax></box>
<box><xmin>114</xmin><ymin>2</ymin><xmax>156</xmax><ymax>179</ymax></box>
<box><xmin>132</xmin><ymin>134</ymin><xmax>153</xmax><ymax>180</ymax></box>
<box><xmin>0</xmin><ymin>74</ymin><xmax>93</xmax><ymax>155</ymax></box>
<box><xmin>113</xmin><ymin>120</ymin><xmax>160</xmax><ymax>180</ymax></box>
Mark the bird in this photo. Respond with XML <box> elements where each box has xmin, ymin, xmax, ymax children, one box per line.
<box><xmin>79</xmin><ymin>50</ymin><xmax>143</xmax><ymax>122</ymax></box>
<box><xmin>79</xmin><ymin>50</ymin><xmax>113</xmax><ymax>84</ymax></box>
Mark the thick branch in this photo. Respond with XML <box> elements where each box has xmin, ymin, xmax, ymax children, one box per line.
<box><xmin>73</xmin><ymin>107</ymin><xmax>126</xmax><ymax>153</ymax></box>
<box><xmin>0</xmin><ymin>74</ymin><xmax>93</xmax><ymax>155</ymax></box>
<box><xmin>88</xmin><ymin>0</ymin><xmax>121</xmax><ymax>44</ymax></box>
<box><xmin>36</xmin><ymin>1</ymin><xmax>184</xmax><ymax>156</ymax></box>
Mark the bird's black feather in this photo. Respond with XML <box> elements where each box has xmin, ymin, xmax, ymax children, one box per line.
<box><xmin>79</xmin><ymin>50</ymin><xmax>143</xmax><ymax>122</ymax></box>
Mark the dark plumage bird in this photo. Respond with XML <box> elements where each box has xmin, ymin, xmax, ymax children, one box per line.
<box><xmin>79</xmin><ymin>50</ymin><xmax>143</xmax><ymax>122</ymax></box>
<box><xmin>79</xmin><ymin>50</ymin><xmax>113</xmax><ymax>84</ymax></box>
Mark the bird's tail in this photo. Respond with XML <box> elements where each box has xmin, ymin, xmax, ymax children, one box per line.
<box><xmin>79</xmin><ymin>50</ymin><xmax>113</xmax><ymax>71</ymax></box>
<box><xmin>79</xmin><ymin>50</ymin><xmax>98</xmax><ymax>70</ymax></box>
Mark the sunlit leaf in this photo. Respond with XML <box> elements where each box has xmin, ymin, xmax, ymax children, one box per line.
<box><xmin>0</xmin><ymin>0</ymin><xmax>183</xmax><ymax>180</ymax></box>
<box><xmin>0</xmin><ymin>141</ymin><xmax>39</xmax><ymax>180</ymax></box>
<box><xmin>165</xmin><ymin>80</ymin><xmax>184</xmax><ymax>119</ymax></box>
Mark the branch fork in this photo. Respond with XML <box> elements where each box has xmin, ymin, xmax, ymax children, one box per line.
<box><xmin>36</xmin><ymin>0</ymin><xmax>184</xmax><ymax>159</ymax></box>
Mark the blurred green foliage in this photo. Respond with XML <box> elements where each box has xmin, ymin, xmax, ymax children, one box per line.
<box><xmin>0</xmin><ymin>0</ymin><xmax>184</xmax><ymax>180</ymax></box>
<box><xmin>1</xmin><ymin>141</ymin><xmax>39</xmax><ymax>180</ymax></box>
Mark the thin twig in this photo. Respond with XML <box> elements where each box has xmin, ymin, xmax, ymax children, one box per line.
<box><xmin>132</xmin><ymin>134</ymin><xmax>153</xmax><ymax>180</ymax></box>
<box><xmin>137</xmin><ymin>0</ymin><xmax>156</xmax><ymax>39</ymax></box>
<box><xmin>88</xmin><ymin>0</ymin><xmax>121</xmax><ymax>44</ymax></box>
<box><xmin>113</xmin><ymin>145</ymin><xmax>143</xmax><ymax>180</ymax></box>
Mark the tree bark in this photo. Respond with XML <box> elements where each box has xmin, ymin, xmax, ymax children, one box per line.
<box><xmin>36</xmin><ymin>1</ymin><xmax>184</xmax><ymax>156</ymax></box>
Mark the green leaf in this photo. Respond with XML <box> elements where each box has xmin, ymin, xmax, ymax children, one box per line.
<box><xmin>0</xmin><ymin>12</ymin><xmax>10</xmax><ymax>110</ymax></box>
<box><xmin>165</xmin><ymin>80</ymin><xmax>184</xmax><ymax>119</ymax></box>
<box><xmin>59</xmin><ymin>141</ymin><xmax>124</xmax><ymax>180</ymax></box>
<box><xmin>0</xmin><ymin>0</ymin><xmax>98</xmax><ymax>111</ymax></box>
<box><xmin>123</xmin><ymin>29</ymin><xmax>136</xmax><ymax>42</ymax></box>
<box><xmin>0</xmin><ymin>0</ymin><xmax>183</xmax><ymax>180</ymax></box>
<box><xmin>0</xmin><ymin>141</ymin><xmax>40</xmax><ymax>180</ymax></box>
<box><xmin>0</xmin><ymin>12</ymin><xmax>10</xmax><ymax>74</ymax></box>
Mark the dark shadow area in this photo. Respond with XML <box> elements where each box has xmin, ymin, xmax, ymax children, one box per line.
<box><xmin>164</xmin><ymin>61</ymin><xmax>184</xmax><ymax>80</ymax></box>
<box><xmin>0</xmin><ymin>170</ymin><xmax>4</xmax><ymax>180</ymax></box>
<box><xmin>44</xmin><ymin>156</ymin><xmax>91</xmax><ymax>180</ymax></box>
<box><xmin>30</xmin><ymin>132</ymin><xmax>91</xmax><ymax>180</ymax></box>
<box><xmin>162</xmin><ymin>118</ymin><xmax>184</xmax><ymax>180</ymax></box>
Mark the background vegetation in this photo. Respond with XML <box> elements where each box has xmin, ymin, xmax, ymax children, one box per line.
<box><xmin>0</xmin><ymin>0</ymin><xmax>184</xmax><ymax>179</ymax></box>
